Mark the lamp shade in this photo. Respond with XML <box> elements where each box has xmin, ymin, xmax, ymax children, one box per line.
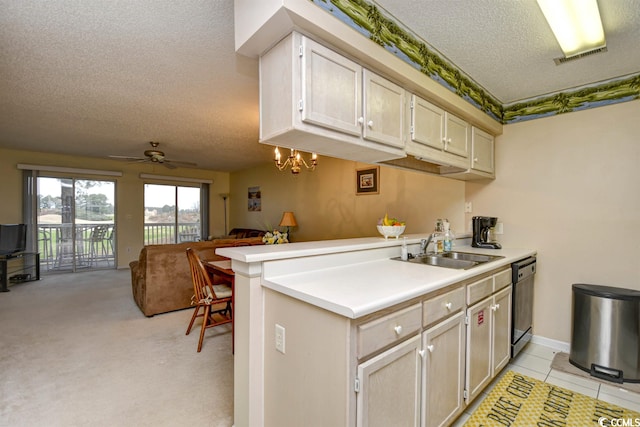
<box><xmin>279</xmin><ymin>211</ymin><xmax>298</xmax><ymax>227</ymax></box>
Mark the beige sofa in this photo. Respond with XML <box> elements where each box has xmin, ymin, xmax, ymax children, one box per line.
<box><xmin>130</xmin><ymin>237</ymin><xmax>263</xmax><ymax>316</ymax></box>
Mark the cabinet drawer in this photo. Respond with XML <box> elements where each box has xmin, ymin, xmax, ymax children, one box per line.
<box><xmin>467</xmin><ymin>276</ymin><xmax>493</xmax><ymax>305</ymax></box>
<box><xmin>493</xmin><ymin>268</ymin><xmax>511</xmax><ymax>292</ymax></box>
<box><xmin>357</xmin><ymin>303</ymin><xmax>422</xmax><ymax>359</ymax></box>
<box><xmin>423</xmin><ymin>287</ymin><xmax>465</xmax><ymax>327</ymax></box>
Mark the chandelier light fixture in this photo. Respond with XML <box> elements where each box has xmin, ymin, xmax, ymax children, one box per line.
<box><xmin>274</xmin><ymin>147</ymin><xmax>317</xmax><ymax>175</ymax></box>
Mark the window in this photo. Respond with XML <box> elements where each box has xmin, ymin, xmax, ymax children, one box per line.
<box><xmin>144</xmin><ymin>184</ymin><xmax>207</xmax><ymax>245</ymax></box>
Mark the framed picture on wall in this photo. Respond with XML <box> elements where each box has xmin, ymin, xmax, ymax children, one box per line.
<box><xmin>248</xmin><ymin>186</ymin><xmax>261</xmax><ymax>211</ymax></box>
<box><xmin>356</xmin><ymin>166</ymin><xmax>379</xmax><ymax>195</ymax></box>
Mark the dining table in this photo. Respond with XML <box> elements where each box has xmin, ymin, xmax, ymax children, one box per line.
<box><xmin>204</xmin><ymin>258</ymin><xmax>235</xmax><ymax>353</ymax></box>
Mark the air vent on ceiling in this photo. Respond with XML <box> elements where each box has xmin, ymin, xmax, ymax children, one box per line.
<box><xmin>554</xmin><ymin>46</ymin><xmax>608</xmax><ymax>65</ymax></box>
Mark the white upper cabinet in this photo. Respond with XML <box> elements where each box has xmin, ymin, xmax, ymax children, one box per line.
<box><xmin>260</xmin><ymin>32</ymin><xmax>405</xmax><ymax>164</ymax></box>
<box><xmin>301</xmin><ymin>37</ymin><xmax>362</xmax><ymax>137</ymax></box>
<box><xmin>411</xmin><ymin>95</ymin><xmax>445</xmax><ymax>150</ymax></box>
<box><xmin>260</xmin><ymin>31</ymin><xmax>496</xmax><ymax>179</ymax></box>
<box><xmin>441</xmin><ymin>126</ymin><xmax>495</xmax><ymax>180</ymax></box>
<box><xmin>444</xmin><ymin>113</ymin><xmax>470</xmax><ymax>159</ymax></box>
<box><xmin>407</xmin><ymin>94</ymin><xmax>470</xmax><ymax>170</ymax></box>
<box><xmin>470</xmin><ymin>127</ymin><xmax>495</xmax><ymax>175</ymax></box>
<box><xmin>362</xmin><ymin>69</ymin><xmax>405</xmax><ymax>147</ymax></box>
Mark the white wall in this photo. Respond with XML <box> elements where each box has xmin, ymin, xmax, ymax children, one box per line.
<box><xmin>466</xmin><ymin>100</ymin><xmax>640</xmax><ymax>343</ymax></box>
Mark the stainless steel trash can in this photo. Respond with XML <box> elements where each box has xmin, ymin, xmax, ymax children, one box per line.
<box><xmin>570</xmin><ymin>284</ymin><xmax>640</xmax><ymax>383</ymax></box>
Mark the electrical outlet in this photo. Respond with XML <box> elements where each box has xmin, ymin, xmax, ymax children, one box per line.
<box><xmin>465</xmin><ymin>202</ymin><xmax>473</xmax><ymax>213</ymax></box>
<box><xmin>275</xmin><ymin>324</ymin><xmax>285</xmax><ymax>354</ymax></box>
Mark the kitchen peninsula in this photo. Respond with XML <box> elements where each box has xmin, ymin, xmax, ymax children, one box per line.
<box><xmin>217</xmin><ymin>236</ymin><xmax>535</xmax><ymax>427</ymax></box>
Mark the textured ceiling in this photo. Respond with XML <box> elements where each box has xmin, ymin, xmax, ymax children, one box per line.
<box><xmin>374</xmin><ymin>0</ymin><xmax>640</xmax><ymax>104</ymax></box>
<box><xmin>1</xmin><ymin>1</ymin><xmax>638</xmax><ymax>172</ymax></box>
<box><xmin>0</xmin><ymin>0</ymin><xmax>270</xmax><ymax>172</ymax></box>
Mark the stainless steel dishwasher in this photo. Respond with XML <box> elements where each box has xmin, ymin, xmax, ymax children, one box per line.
<box><xmin>511</xmin><ymin>257</ymin><xmax>536</xmax><ymax>358</ymax></box>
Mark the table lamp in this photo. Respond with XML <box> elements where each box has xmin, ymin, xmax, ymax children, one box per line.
<box><xmin>279</xmin><ymin>211</ymin><xmax>298</xmax><ymax>237</ymax></box>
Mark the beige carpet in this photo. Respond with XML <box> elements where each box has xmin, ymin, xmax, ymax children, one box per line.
<box><xmin>0</xmin><ymin>269</ymin><xmax>233</xmax><ymax>427</ymax></box>
<box><xmin>464</xmin><ymin>370</ymin><xmax>640</xmax><ymax>426</ymax></box>
<box><xmin>552</xmin><ymin>352</ymin><xmax>640</xmax><ymax>394</ymax></box>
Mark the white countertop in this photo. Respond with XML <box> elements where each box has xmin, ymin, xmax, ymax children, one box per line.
<box><xmin>217</xmin><ymin>236</ymin><xmax>535</xmax><ymax>320</ymax></box>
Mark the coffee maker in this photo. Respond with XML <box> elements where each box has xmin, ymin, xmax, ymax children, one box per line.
<box><xmin>472</xmin><ymin>216</ymin><xmax>502</xmax><ymax>249</ymax></box>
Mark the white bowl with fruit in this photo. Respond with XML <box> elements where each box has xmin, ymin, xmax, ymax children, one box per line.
<box><xmin>377</xmin><ymin>214</ymin><xmax>406</xmax><ymax>239</ymax></box>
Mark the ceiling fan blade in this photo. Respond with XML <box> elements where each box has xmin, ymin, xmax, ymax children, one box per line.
<box><xmin>108</xmin><ymin>155</ymin><xmax>146</xmax><ymax>161</ymax></box>
<box><xmin>163</xmin><ymin>162</ymin><xmax>178</xmax><ymax>169</ymax></box>
<box><xmin>164</xmin><ymin>159</ymin><xmax>198</xmax><ymax>167</ymax></box>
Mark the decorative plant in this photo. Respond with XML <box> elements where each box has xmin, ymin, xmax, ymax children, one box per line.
<box><xmin>262</xmin><ymin>230</ymin><xmax>289</xmax><ymax>245</ymax></box>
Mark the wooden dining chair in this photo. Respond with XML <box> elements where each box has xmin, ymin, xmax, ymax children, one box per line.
<box><xmin>185</xmin><ymin>248</ymin><xmax>233</xmax><ymax>352</ymax></box>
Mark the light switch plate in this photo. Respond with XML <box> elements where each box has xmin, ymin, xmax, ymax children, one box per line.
<box><xmin>465</xmin><ymin>202</ymin><xmax>472</xmax><ymax>213</ymax></box>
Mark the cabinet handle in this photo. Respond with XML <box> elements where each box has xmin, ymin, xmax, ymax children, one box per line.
<box><xmin>358</xmin><ymin>117</ymin><xmax>364</xmax><ymax>125</ymax></box>
<box><xmin>491</xmin><ymin>303</ymin><xmax>500</xmax><ymax>311</ymax></box>
<box><xmin>474</xmin><ymin>157</ymin><xmax>479</xmax><ymax>163</ymax></box>
<box><xmin>394</xmin><ymin>325</ymin><xmax>403</xmax><ymax>335</ymax></box>
<box><xmin>419</xmin><ymin>350</ymin><xmax>426</xmax><ymax>358</ymax></box>
<box><xmin>445</xmin><ymin>302</ymin><xmax>453</xmax><ymax>310</ymax></box>
<box><xmin>367</xmin><ymin>120</ymin><xmax>374</xmax><ymax>128</ymax></box>
<box><xmin>427</xmin><ymin>345</ymin><xmax>434</xmax><ymax>353</ymax></box>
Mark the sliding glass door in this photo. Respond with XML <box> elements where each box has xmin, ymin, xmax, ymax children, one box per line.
<box><xmin>37</xmin><ymin>177</ymin><xmax>116</xmax><ymax>272</ymax></box>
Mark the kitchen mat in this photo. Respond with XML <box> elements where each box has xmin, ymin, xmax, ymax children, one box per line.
<box><xmin>464</xmin><ymin>370</ymin><xmax>640</xmax><ymax>426</ymax></box>
<box><xmin>551</xmin><ymin>352</ymin><xmax>640</xmax><ymax>394</ymax></box>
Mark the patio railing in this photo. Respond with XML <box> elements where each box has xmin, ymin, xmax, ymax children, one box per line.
<box><xmin>37</xmin><ymin>222</ymin><xmax>200</xmax><ymax>271</ymax></box>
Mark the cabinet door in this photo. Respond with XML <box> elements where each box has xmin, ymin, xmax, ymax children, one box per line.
<box><xmin>492</xmin><ymin>286</ymin><xmax>512</xmax><ymax>374</ymax></box>
<box><xmin>444</xmin><ymin>113</ymin><xmax>469</xmax><ymax>159</ymax></box>
<box><xmin>357</xmin><ymin>335</ymin><xmax>421</xmax><ymax>427</ymax></box>
<box><xmin>411</xmin><ymin>94</ymin><xmax>444</xmax><ymax>150</ymax></box>
<box><xmin>363</xmin><ymin>69</ymin><xmax>405</xmax><ymax>147</ymax></box>
<box><xmin>422</xmin><ymin>312</ymin><xmax>465</xmax><ymax>427</ymax></box>
<box><xmin>465</xmin><ymin>295</ymin><xmax>493</xmax><ymax>403</ymax></box>
<box><xmin>471</xmin><ymin>127</ymin><xmax>494</xmax><ymax>174</ymax></box>
<box><xmin>301</xmin><ymin>36</ymin><xmax>362</xmax><ymax>136</ymax></box>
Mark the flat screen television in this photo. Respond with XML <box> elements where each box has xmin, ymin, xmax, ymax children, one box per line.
<box><xmin>0</xmin><ymin>224</ymin><xmax>28</xmax><ymax>256</ymax></box>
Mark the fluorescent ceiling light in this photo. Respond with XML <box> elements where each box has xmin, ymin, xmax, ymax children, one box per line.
<box><xmin>537</xmin><ymin>0</ymin><xmax>606</xmax><ymax>57</ymax></box>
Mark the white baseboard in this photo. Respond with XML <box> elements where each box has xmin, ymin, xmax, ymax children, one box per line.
<box><xmin>531</xmin><ymin>334</ymin><xmax>570</xmax><ymax>353</ymax></box>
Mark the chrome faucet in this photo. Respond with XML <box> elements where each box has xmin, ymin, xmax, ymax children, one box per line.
<box><xmin>419</xmin><ymin>234</ymin><xmax>434</xmax><ymax>255</ymax></box>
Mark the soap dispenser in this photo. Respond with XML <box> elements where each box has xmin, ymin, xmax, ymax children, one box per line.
<box><xmin>401</xmin><ymin>237</ymin><xmax>408</xmax><ymax>261</ymax></box>
<box><xmin>443</xmin><ymin>220</ymin><xmax>454</xmax><ymax>252</ymax></box>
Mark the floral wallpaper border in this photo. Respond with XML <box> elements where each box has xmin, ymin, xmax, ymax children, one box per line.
<box><xmin>312</xmin><ymin>0</ymin><xmax>640</xmax><ymax>124</ymax></box>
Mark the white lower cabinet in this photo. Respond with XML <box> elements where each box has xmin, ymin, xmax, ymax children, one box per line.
<box><xmin>357</xmin><ymin>334</ymin><xmax>422</xmax><ymax>427</ymax></box>
<box><xmin>421</xmin><ymin>311</ymin><xmax>466</xmax><ymax>427</ymax></box>
<box><xmin>465</xmin><ymin>285</ymin><xmax>512</xmax><ymax>404</ymax></box>
<box><xmin>264</xmin><ymin>267</ymin><xmax>514</xmax><ymax>427</ymax></box>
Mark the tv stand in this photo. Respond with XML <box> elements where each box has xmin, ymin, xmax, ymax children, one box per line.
<box><xmin>0</xmin><ymin>252</ymin><xmax>40</xmax><ymax>292</ymax></box>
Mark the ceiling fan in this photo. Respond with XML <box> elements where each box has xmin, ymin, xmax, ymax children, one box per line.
<box><xmin>108</xmin><ymin>141</ymin><xmax>197</xmax><ymax>169</ymax></box>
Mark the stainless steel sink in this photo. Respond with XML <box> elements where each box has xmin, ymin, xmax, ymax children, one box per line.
<box><xmin>440</xmin><ymin>252</ymin><xmax>504</xmax><ymax>263</ymax></box>
<box><xmin>393</xmin><ymin>251</ymin><xmax>504</xmax><ymax>270</ymax></box>
<box><xmin>408</xmin><ymin>255</ymin><xmax>476</xmax><ymax>269</ymax></box>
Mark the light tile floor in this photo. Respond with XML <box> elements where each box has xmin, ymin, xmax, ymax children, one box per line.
<box><xmin>453</xmin><ymin>342</ymin><xmax>640</xmax><ymax>426</ymax></box>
